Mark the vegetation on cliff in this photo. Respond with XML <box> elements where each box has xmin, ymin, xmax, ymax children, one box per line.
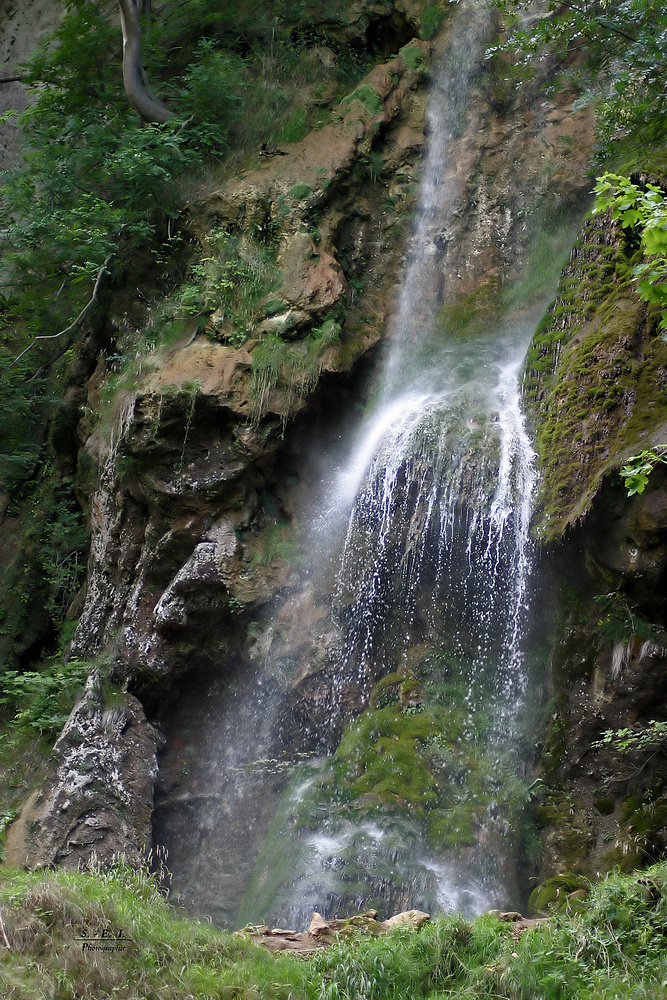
<box><xmin>494</xmin><ymin>0</ymin><xmax>667</xmax><ymax>169</ymax></box>
<box><xmin>2</xmin><ymin>0</ymin><xmax>667</xmax><ymax>954</ymax></box>
<box><xmin>0</xmin><ymin>0</ymin><xmax>435</xmax><ymax>687</ymax></box>
<box><xmin>503</xmin><ymin>0</ymin><xmax>667</xmax><ymax>529</ymax></box>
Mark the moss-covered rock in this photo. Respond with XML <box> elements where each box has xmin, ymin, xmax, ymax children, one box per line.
<box><xmin>523</xmin><ymin>214</ymin><xmax>667</xmax><ymax>540</ymax></box>
<box><xmin>333</xmin><ymin>704</ymin><xmax>441</xmax><ymax>811</ymax></box>
<box><xmin>528</xmin><ymin>872</ymin><xmax>590</xmax><ymax>916</ymax></box>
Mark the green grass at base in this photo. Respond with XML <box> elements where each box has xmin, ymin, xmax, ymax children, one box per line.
<box><xmin>1</xmin><ymin>861</ymin><xmax>667</xmax><ymax>999</ymax></box>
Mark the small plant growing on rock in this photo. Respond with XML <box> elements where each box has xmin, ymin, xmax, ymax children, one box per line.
<box><xmin>620</xmin><ymin>446</ymin><xmax>667</xmax><ymax>496</ymax></box>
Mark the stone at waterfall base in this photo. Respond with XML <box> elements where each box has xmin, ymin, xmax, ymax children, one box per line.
<box><xmin>234</xmin><ymin>909</ymin><xmax>431</xmax><ymax>953</ymax></box>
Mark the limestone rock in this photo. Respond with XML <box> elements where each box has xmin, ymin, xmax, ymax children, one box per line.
<box><xmin>381</xmin><ymin>909</ymin><xmax>430</xmax><ymax>929</ymax></box>
<box><xmin>238</xmin><ymin>907</ymin><xmax>430</xmax><ymax>954</ymax></box>
<box><xmin>10</xmin><ymin>672</ymin><xmax>162</xmax><ymax>870</ymax></box>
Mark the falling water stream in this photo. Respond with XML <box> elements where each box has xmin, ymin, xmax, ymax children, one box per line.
<box><xmin>155</xmin><ymin>3</ymin><xmax>568</xmax><ymax>928</ymax></box>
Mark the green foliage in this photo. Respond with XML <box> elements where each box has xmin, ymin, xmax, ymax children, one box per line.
<box><xmin>249</xmin><ymin>315</ymin><xmax>343</xmax><ymax>420</ymax></box>
<box><xmin>2</xmin><ymin>863</ymin><xmax>667</xmax><ymax>998</ymax></box>
<box><xmin>421</xmin><ymin>5</ymin><xmax>446</xmax><ymax>41</ymax></box>
<box><xmin>592</xmin><ymin>590</ymin><xmax>659</xmax><ymax>642</ymax></box>
<box><xmin>250</xmin><ymin>334</ymin><xmax>289</xmax><ymax>414</ymax></box>
<box><xmin>528</xmin><ymin>872</ymin><xmax>589</xmax><ymax>916</ymax></box>
<box><xmin>0</xmin><ymin>657</ymin><xmax>88</xmax><ymax>738</ymax></box>
<box><xmin>0</xmin><ymin>362</ymin><xmax>44</xmax><ymax>492</ymax></box>
<box><xmin>0</xmin><ymin>0</ymin><xmax>373</xmax><ymax>379</ymax></box>
<box><xmin>620</xmin><ymin>447</ymin><xmax>667</xmax><ymax>495</ymax></box>
<box><xmin>0</xmin><ymin>2</ymin><xmax>199</xmax><ymax>358</ymax></box>
<box><xmin>290</xmin><ymin>182</ymin><xmax>314</xmax><ymax>200</ymax></box>
<box><xmin>179</xmin><ymin>228</ymin><xmax>278</xmax><ymax>342</ymax></box>
<box><xmin>0</xmin><ymin>808</ymin><xmax>17</xmax><ymax>863</ymax></box>
<box><xmin>593</xmin><ymin>721</ymin><xmax>667</xmax><ymax>755</ymax></box>
<box><xmin>0</xmin><ymin>470</ymin><xmax>89</xmax><ymax>671</ymax></box>
<box><xmin>593</xmin><ymin>173</ymin><xmax>667</xmax><ymax>330</ymax></box>
<box><xmin>180</xmin><ymin>39</ymin><xmax>244</xmax><ymax>149</ymax></box>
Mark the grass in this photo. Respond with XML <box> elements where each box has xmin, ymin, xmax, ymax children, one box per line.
<box><xmin>1</xmin><ymin>862</ymin><xmax>667</xmax><ymax>998</ymax></box>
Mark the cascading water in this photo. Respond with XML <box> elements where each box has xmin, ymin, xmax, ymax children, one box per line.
<box><xmin>155</xmin><ymin>2</ymin><xmax>571</xmax><ymax>928</ymax></box>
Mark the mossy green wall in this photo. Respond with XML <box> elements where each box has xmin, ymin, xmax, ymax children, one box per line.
<box><xmin>523</xmin><ymin>214</ymin><xmax>667</xmax><ymax>540</ymax></box>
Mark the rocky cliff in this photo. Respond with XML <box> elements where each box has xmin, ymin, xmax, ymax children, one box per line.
<box><xmin>521</xmin><ymin>204</ymin><xmax>667</xmax><ymax>904</ymax></box>
<box><xmin>4</xmin><ymin>0</ymin><xmax>666</xmax><ymax>923</ymax></box>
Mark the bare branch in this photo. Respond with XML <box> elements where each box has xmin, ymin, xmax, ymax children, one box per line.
<box><xmin>0</xmin><ymin>907</ymin><xmax>10</xmax><ymax>949</ymax></box>
<box><xmin>7</xmin><ymin>256</ymin><xmax>112</xmax><ymax>372</ymax></box>
<box><xmin>0</xmin><ymin>75</ymin><xmax>24</xmax><ymax>85</ymax></box>
<box><xmin>118</xmin><ymin>0</ymin><xmax>173</xmax><ymax>124</ymax></box>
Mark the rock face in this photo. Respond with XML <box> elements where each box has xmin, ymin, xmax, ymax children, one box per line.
<box><xmin>6</xmin><ymin>673</ymin><xmax>161</xmax><ymax>869</ymax></box>
<box><xmin>524</xmin><ymin>205</ymin><xmax>667</xmax><ymax>889</ymax></box>
<box><xmin>0</xmin><ymin>0</ymin><xmax>63</xmax><ymax>169</ymax></box>
<box><xmin>67</xmin><ymin>40</ymin><xmax>435</xmax><ymax>684</ymax></box>
<box><xmin>524</xmin><ymin>214</ymin><xmax>667</xmax><ymax>539</ymax></box>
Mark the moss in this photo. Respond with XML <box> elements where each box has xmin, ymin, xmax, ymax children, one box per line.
<box><xmin>290</xmin><ymin>182</ymin><xmax>313</xmax><ymax>201</ymax></box>
<box><xmin>341</xmin><ymin>84</ymin><xmax>383</xmax><ymax>117</ymax></box>
<box><xmin>420</xmin><ymin>6</ymin><xmax>445</xmax><ymax>41</ymax></box>
<box><xmin>524</xmin><ymin>215</ymin><xmax>667</xmax><ymax>539</ymax></box>
<box><xmin>262</xmin><ymin>297</ymin><xmax>287</xmax><ymax>316</ymax></box>
<box><xmin>426</xmin><ymin>808</ymin><xmax>476</xmax><ymax>849</ymax></box>
<box><xmin>603</xmin><ymin>794</ymin><xmax>667</xmax><ymax>871</ymax></box>
<box><xmin>333</xmin><ymin>705</ymin><xmax>441</xmax><ymax>812</ymax></box>
<box><xmin>399</xmin><ymin>44</ymin><xmax>428</xmax><ymax>71</ymax></box>
<box><xmin>528</xmin><ymin>872</ymin><xmax>590</xmax><ymax>916</ymax></box>
<box><xmin>369</xmin><ymin>672</ymin><xmax>404</xmax><ymax>709</ymax></box>
<box><xmin>438</xmin><ymin>281</ymin><xmax>502</xmax><ymax>338</ymax></box>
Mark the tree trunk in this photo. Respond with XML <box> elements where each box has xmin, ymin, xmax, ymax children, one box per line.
<box><xmin>118</xmin><ymin>0</ymin><xmax>173</xmax><ymax>124</ymax></box>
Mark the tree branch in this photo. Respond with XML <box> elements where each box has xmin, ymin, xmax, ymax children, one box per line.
<box><xmin>0</xmin><ymin>75</ymin><xmax>24</xmax><ymax>85</ymax></box>
<box><xmin>7</xmin><ymin>256</ymin><xmax>112</xmax><ymax>371</ymax></box>
<box><xmin>0</xmin><ymin>907</ymin><xmax>10</xmax><ymax>949</ymax></box>
<box><xmin>118</xmin><ymin>0</ymin><xmax>173</xmax><ymax>124</ymax></box>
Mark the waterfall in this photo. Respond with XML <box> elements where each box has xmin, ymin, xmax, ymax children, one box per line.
<box><xmin>314</xmin><ymin>5</ymin><xmax>537</xmax><ymax>757</ymax></box>
<box><xmin>155</xmin><ymin>2</ymin><xmax>561</xmax><ymax>929</ymax></box>
<box><xmin>233</xmin><ymin>7</ymin><xmax>542</xmax><ymax>927</ymax></box>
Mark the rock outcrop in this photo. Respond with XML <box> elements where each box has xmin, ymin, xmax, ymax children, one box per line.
<box><xmin>235</xmin><ymin>908</ymin><xmax>431</xmax><ymax>954</ymax></box>
<box><xmin>524</xmin><ymin>205</ymin><xmax>667</xmax><ymax>892</ymax></box>
<box><xmin>5</xmin><ymin>672</ymin><xmax>162</xmax><ymax>869</ymax></box>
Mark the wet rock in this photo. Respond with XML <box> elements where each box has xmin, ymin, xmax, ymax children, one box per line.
<box><xmin>10</xmin><ymin>672</ymin><xmax>162</xmax><ymax>870</ymax></box>
<box><xmin>593</xmin><ymin>636</ymin><xmax>667</xmax><ymax>716</ymax></box>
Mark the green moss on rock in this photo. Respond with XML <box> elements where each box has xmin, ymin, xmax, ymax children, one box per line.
<box><xmin>341</xmin><ymin>85</ymin><xmax>383</xmax><ymax>116</ymax></box>
<box><xmin>369</xmin><ymin>673</ymin><xmax>404</xmax><ymax>709</ymax></box>
<box><xmin>528</xmin><ymin>872</ymin><xmax>590</xmax><ymax>916</ymax></box>
<box><xmin>523</xmin><ymin>214</ymin><xmax>667</xmax><ymax>540</ymax></box>
<box><xmin>333</xmin><ymin>705</ymin><xmax>441</xmax><ymax>811</ymax></box>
